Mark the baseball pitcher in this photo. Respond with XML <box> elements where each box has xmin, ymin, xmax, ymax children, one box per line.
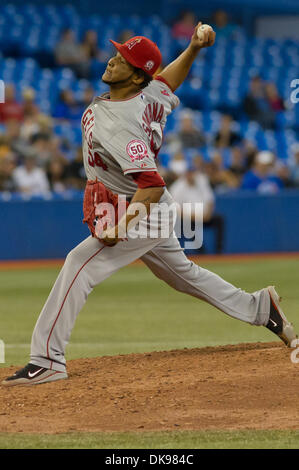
<box><xmin>3</xmin><ymin>23</ymin><xmax>297</xmax><ymax>386</ymax></box>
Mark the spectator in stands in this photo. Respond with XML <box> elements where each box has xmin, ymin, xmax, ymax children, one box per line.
<box><xmin>0</xmin><ymin>135</ymin><xmax>11</xmax><ymax>161</ymax></box>
<box><xmin>265</xmin><ymin>82</ymin><xmax>285</xmax><ymax>112</ymax></box>
<box><xmin>241</xmin><ymin>151</ymin><xmax>284</xmax><ymax>193</ymax></box>
<box><xmin>204</xmin><ymin>152</ymin><xmax>223</xmax><ymax>191</ymax></box>
<box><xmin>227</xmin><ymin>146</ymin><xmax>247</xmax><ymax>186</ymax></box>
<box><xmin>66</xmin><ymin>147</ymin><xmax>86</xmax><ymax>190</ymax></box>
<box><xmin>81</xmin><ymin>30</ymin><xmax>108</xmax><ymax>63</ymax></box>
<box><xmin>179</xmin><ymin>111</ymin><xmax>206</xmax><ymax>148</ymax></box>
<box><xmin>79</xmin><ymin>86</ymin><xmax>95</xmax><ymax>112</ymax></box>
<box><xmin>243</xmin><ymin>76</ymin><xmax>276</xmax><ymax>129</ymax></box>
<box><xmin>29</xmin><ymin>133</ymin><xmax>53</xmax><ymax>168</ymax></box>
<box><xmin>191</xmin><ymin>153</ymin><xmax>205</xmax><ymax>171</ymax></box>
<box><xmin>20</xmin><ymin>116</ymin><xmax>41</xmax><ymax>142</ymax></box>
<box><xmin>0</xmin><ymin>154</ymin><xmax>16</xmax><ymax>192</ymax></box>
<box><xmin>5</xmin><ymin>119</ymin><xmax>28</xmax><ymax>160</ymax></box>
<box><xmin>36</xmin><ymin>114</ymin><xmax>54</xmax><ymax>135</ymax></box>
<box><xmin>12</xmin><ymin>153</ymin><xmax>50</xmax><ymax>196</ymax></box>
<box><xmin>53</xmin><ymin>90</ymin><xmax>83</xmax><ymax>121</ymax></box>
<box><xmin>243</xmin><ymin>140</ymin><xmax>258</xmax><ymax>170</ymax></box>
<box><xmin>276</xmin><ymin>161</ymin><xmax>292</xmax><ymax>188</ymax></box>
<box><xmin>172</xmin><ymin>11</ymin><xmax>197</xmax><ymax>40</ymax></box>
<box><xmin>47</xmin><ymin>157</ymin><xmax>68</xmax><ymax>193</ymax></box>
<box><xmin>169</xmin><ymin>151</ymin><xmax>188</xmax><ymax>176</ymax></box>
<box><xmin>169</xmin><ymin>162</ymin><xmax>224</xmax><ymax>253</ymax></box>
<box><xmin>213</xmin><ymin>114</ymin><xmax>241</xmax><ymax>148</ymax></box>
<box><xmin>205</xmin><ymin>151</ymin><xmax>240</xmax><ymax>192</ymax></box>
<box><xmin>211</xmin><ymin>10</ymin><xmax>237</xmax><ymax>39</ymax></box>
<box><xmin>168</xmin><ymin>110</ymin><xmax>205</xmax><ymax>151</ymax></box>
<box><xmin>31</xmin><ymin>133</ymin><xmax>67</xmax><ymax>170</ymax></box>
<box><xmin>288</xmin><ymin>144</ymin><xmax>299</xmax><ymax>187</ymax></box>
<box><xmin>0</xmin><ymin>84</ymin><xmax>23</xmax><ymax>123</ymax></box>
<box><xmin>194</xmin><ymin>151</ymin><xmax>241</xmax><ymax>190</ymax></box>
<box><xmin>22</xmin><ymin>88</ymin><xmax>40</xmax><ymax>118</ymax></box>
<box><xmin>20</xmin><ymin>93</ymin><xmax>48</xmax><ymax>142</ymax></box>
<box><xmin>55</xmin><ymin>29</ymin><xmax>90</xmax><ymax>79</ymax></box>
<box><xmin>20</xmin><ymin>112</ymin><xmax>54</xmax><ymax>143</ymax></box>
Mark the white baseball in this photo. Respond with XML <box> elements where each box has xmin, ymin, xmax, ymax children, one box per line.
<box><xmin>197</xmin><ymin>24</ymin><xmax>213</xmax><ymax>41</ymax></box>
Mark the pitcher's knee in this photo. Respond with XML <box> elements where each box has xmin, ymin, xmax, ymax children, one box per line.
<box><xmin>64</xmin><ymin>246</ymin><xmax>85</xmax><ymax>269</ymax></box>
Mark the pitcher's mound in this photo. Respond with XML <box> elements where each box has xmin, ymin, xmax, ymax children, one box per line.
<box><xmin>0</xmin><ymin>342</ymin><xmax>298</xmax><ymax>434</ymax></box>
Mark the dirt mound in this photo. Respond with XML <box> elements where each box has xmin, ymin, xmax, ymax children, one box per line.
<box><xmin>0</xmin><ymin>342</ymin><xmax>298</xmax><ymax>434</ymax></box>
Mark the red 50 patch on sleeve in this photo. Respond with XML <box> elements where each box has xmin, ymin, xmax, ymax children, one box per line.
<box><xmin>126</xmin><ymin>140</ymin><xmax>149</xmax><ymax>162</ymax></box>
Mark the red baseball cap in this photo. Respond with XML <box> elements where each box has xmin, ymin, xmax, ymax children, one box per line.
<box><xmin>109</xmin><ymin>36</ymin><xmax>162</xmax><ymax>76</ymax></box>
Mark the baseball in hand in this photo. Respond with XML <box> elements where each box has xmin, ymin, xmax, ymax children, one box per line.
<box><xmin>197</xmin><ymin>24</ymin><xmax>213</xmax><ymax>41</ymax></box>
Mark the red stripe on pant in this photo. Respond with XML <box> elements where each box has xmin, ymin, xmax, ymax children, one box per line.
<box><xmin>32</xmin><ymin>371</ymin><xmax>60</xmax><ymax>384</ymax></box>
<box><xmin>46</xmin><ymin>246</ymin><xmax>105</xmax><ymax>369</ymax></box>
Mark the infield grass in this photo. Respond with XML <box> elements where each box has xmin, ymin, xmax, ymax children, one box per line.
<box><xmin>0</xmin><ymin>256</ymin><xmax>298</xmax><ymax>449</ymax></box>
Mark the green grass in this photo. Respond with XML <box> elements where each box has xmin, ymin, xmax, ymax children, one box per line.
<box><xmin>0</xmin><ymin>257</ymin><xmax>298</xmax><ymax>449</ymax></box>
<box><xmin>0</xmin><ymin>258</ymin><xmax>298</xmax><ymax>366</ymax></box>
<box><xmin>0</xmin><ymin>430</ymin><xmax>298</xmax><ymax>449</ymax></box>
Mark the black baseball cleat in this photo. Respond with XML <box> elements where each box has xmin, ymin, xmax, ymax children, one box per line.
<box><xmin>1</xmin><ymin>363</ymin><xmax>68</xmax><ymax>387</ymax></box>
<box><xmin>266</xmin><ymin>286</ymin><xmax>298</xmax><ymax>348</ymax></box>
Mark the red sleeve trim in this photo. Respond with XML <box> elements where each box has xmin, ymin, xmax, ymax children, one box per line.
<box><xmin>155</xmin><ymin>75</ymin><xmax>175</xmax><ymax>93</ymax></box>
<box><xmin>123</xmin><ymin>167</ymin><xmax>157</xmax><ymax>175</ymax></box>
<box><xmin>132</xmin><ymin>171</ymin><xmax>166</xmax><ymax>189</ymax></box>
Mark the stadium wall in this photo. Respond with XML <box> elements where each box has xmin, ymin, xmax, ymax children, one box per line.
<box><xmin>0</xmin><ymin>190</ymin><xmax>299</xmax><ymax>260</ymax></box>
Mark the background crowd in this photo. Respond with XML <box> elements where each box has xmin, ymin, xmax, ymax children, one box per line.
<box><xmin>1</xmin><ymin>6</ymin><xmax>299</xmax><ymax>201</ymax></box>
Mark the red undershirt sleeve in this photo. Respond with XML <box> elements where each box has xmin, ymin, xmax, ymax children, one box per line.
<box><xmin>154</xmin><ymin>75</ymin><xmax>175</xmax><ymax>93</ymax></box>
<box><xmin>132</xmin><ymin>171</ymin><xmax>166</xmax><ymax>189</ymax></box>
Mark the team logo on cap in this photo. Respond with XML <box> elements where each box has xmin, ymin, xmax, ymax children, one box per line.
<box><xmin>126</xmin><ymin>38</ymin><xmax>142</xmax><ymax>50</ymax></box>
<box><xmin>144</xmin><ymin>60</ymin><xmax>154</xmax><ymax>71</ymax></box>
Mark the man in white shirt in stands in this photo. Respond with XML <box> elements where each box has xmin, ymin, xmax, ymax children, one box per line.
<box><xmin>13</xmin><ymin>153</ymin><xmax>50</xmax><ymax>196</ymax></box>
<box><xmin>169</xmin><ymin>162</ymin><xmax>224</xmax><ymax>253</ymax></box>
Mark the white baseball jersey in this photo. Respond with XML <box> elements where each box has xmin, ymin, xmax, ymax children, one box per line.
<box><xmin>81</xmin><ymin>78</ymin><xmax>180</xmax><ymax>196</ymax></box>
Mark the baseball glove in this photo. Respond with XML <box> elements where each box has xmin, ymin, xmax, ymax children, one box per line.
<box><xmin>83</xmin><ymin>179</ymin><xmax>128</xmax><ymax>239</ymax></box>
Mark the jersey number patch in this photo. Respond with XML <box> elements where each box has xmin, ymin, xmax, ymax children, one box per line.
<box><xmin>88</xmin><ymin>152</ymin><xmax>108</xmax><ymax>171</ymax></box>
